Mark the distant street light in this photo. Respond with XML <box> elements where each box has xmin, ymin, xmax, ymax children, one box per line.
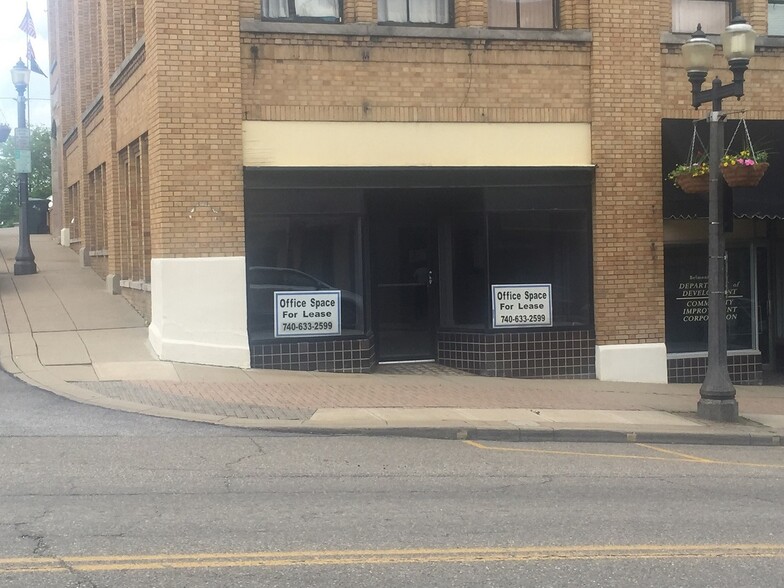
<box><xmin>11</xmin><ymin>59</ymin><xmax>36</xmax><ymax>276</ymax></box>
<box><xmin>681</xmin><ymin>16</ymin><xmax>757</xmax><ymax>422</ymax></box>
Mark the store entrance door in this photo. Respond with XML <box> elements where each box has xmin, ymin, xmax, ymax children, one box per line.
<box><xmin>369</xmin><ymin>191</ymin><xmax>439</xmax><ymax>362</ymax></box>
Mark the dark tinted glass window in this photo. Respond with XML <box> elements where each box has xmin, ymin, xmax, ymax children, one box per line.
<box><xmin>488</xmin><ymin>211</ymin><xmax>591</xmax><ymax>328</ymax></box>
<box><xmin>246</xmin><ymin>215</ymin><xmax>363</xmax><ymax>340</ymax></box>
<box><xmin>441</xmin><ymin>214</ymin><xmax>488</xmax><ymax>328</ymax></box>
<box><xmin>664</xmin><ymin>244</ymin><xmax>753</xmax><ymax>352</ymax></box>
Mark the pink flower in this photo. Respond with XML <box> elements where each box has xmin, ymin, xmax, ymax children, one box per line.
<box><xmin>744</xmin><ymin>159</ymin><xmax>755</xmax><ymax>166</ymax></box>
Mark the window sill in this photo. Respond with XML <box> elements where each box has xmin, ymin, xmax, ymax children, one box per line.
<box><xmin>241</xmin><ymin>19</ymin><xmax>591</xmax><ymax>43</ymax></box>
<box><xmin>662</xmin><ymin>32</ymin><xmax>784</xmax><ymax>48</ymax></box>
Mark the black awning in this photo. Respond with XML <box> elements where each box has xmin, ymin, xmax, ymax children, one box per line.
<box><xmin>662</xmin><ymin>119</ymin><xmax>784</xmax><ymax>220</ymax></box>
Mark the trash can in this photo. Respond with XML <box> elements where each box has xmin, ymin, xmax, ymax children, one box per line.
<box><xmin>27</xmin><ymin>199</ymin><xmax>49</xmax><ymax>234</ymax></box>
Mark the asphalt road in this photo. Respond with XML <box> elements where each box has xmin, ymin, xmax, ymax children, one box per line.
<box><xmin>1</xmin><ymin>369</ymin><xmax>783</xmax><ymax>587</ymax></box>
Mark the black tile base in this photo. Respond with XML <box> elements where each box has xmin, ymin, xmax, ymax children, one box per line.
<box><xmin>667</xmin><ymin>354</ymin><xmax>762</xmax><ymax>384</ymax></box>
<box><xmin>250</xmin><ymin>335</ymin><xmax>375</xmax><ymax>373</ymax></box>
<box><xmin>438</xmin><ymin>330</ymin><xmax>596</xmax><ymax>379</ymax></box>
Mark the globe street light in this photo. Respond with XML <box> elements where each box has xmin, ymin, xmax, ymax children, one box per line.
<box><xmin>11</xmin><ymin>59</ymin><xmax>37</xmax><ymax>276</ymax></box>
<box><xmin>681</xmin><ymin>16</ymin><xmax>757</xmax><ymax>422</ymax></box>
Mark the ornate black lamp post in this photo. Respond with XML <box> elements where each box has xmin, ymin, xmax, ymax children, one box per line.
<box><xmin>681</xmin><ymin>17</ymin><xmax>757</xmax><ymax>422</ymax></box>
<box><xmin>11</xmin><ymin>59</ymin><xmax>37</xmax><ymax>276</ymax></box>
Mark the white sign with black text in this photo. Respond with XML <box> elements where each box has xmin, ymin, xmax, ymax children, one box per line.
<box><xmin>492</xmin><ymin>284</ymin><xmax>553</xmax><ymax>328</ymax></box>
<box><xmin>274</xmin><ymin>291</ymin><xmax>341</xmax><ymax>337</ymax></box>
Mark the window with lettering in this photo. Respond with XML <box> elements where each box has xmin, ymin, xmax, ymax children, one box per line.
<box><xmin>664</xmin><ymin>244</ymin><xmax>753</xmax><ymax>353</ymax></box>
<box><xmin>671</xmin><ymin>0</ymin><xmax>732</xmax><ymax>34</ymax></box>
<box><xmin>488</xmin><ymin>0</ymin><xmax>556</xmax><ymax>29</ymax></box>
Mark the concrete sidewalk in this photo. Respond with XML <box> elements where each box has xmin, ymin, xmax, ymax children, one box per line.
<box><xmin>1</xmin><ymin>228</ymin><xmax>783</xmax><ymax>445</ymax></box>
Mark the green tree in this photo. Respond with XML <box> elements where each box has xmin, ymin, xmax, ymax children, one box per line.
<box><xmin>0</xmin><ymin>125</ymin><xmax>51</xmax><ymax>227</ymax></box>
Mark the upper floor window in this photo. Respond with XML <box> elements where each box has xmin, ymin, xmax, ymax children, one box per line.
<box><xmin>378</xmin><ymin>0</ymin><xmax>450</xmax><ymax>24</ymax></box>
<box><xmin>770</xmin><ymin>1</ymin><xmax>784</xmax><ymax>35</ymax></box>
<box><xmin>488</xmin><ymin>0</ymin><xmax>555</xmax><ymax>29</ymax></box>
<box><xmin>262</xmin><ymin>0</ymin><xmax>341</xmax><ymax>21</ymax></box>
<box><xmin>672</xmin><ymin>0</ymin><xmax>731</xmax><ymax>34</ymax></box>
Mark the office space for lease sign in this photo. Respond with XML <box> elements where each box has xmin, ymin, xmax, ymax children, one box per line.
<box><xmin>492</xmin><ymin>284</ymin><xmax>552</xmax><ymax>328</ymax></box>
<box><xmin>275</xmin><ymin>291</ymin><xmax>341</xmax><ymax>337</ymax></box>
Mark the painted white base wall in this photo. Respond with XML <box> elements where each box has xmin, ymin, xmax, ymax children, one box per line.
<box><xmin>149</xmin><ymin>257</ymin><xmax>250</xmax><ymax>368</ymax></box>
<box><xmin>595</xmin><ymin>343</ymin><xmax>668</xmax><ymax>383</ymax></box>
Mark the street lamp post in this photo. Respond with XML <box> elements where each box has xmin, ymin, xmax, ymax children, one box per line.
<box><xmin>681</xmin><ymin>17</ymin><xmax>757</xmax><ymax>422</ymax></box>
<box><xmin>11</xmin><ymin>59</ymin><xmax>36</xmax><ymax>276</ymax></box>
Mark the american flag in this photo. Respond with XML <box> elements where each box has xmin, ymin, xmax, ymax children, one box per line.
<box><xmin>27</xmin><ymin>40</ymin><xmax>47</xmax><ymax>77</ymax></box>
<box><xmin>19</xmin><ymin>7</ymin><xmax>37</xmax><ymax>39</ymax></box>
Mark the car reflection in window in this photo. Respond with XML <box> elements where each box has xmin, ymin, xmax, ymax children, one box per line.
<box><xmin>247</xmin><ymin>266</ymin><xmax>362</xmax><ymax>333</ymax></box>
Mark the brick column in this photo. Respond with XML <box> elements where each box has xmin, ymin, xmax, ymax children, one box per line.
<box><xmin>144</xmin><ymin>0</ymin><xmax>244</xmax><ymax>259</ymax></box>
<box><xmin>145</xmin><ymin>0</ymin><xmax>249</xmax><ymax>368</ymax></box>
<box><xmin>590</xmin><ymin>0</ymin><xmax>667</xmax><ymax>382</ymax></box>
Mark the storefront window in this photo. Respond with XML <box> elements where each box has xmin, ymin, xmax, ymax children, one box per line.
<box><xmin>488</xmin><ymin>211</ymin><xmax>592</xmax><ymax>328</ymax></box>
<box><xmin>246</xmin><ymin>215</ymin><xmax>363</xmax><ymax>340</ymax></box>
<box><xmin>664</xmin><ymin>244</ymin><xmax>754</xmax><ymax>353</ymax></box>
<box><xmin>441</xmin><ymin>214</ymin><xmax>488</xmax><ymax>328</ymax></box>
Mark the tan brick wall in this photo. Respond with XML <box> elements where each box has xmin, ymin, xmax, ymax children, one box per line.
<box><xmin>144</xmin><ymin>0</ymin><xmax>245</xmax><ymax>259</ymax></box>
<box><xmin>84</xmin><ymin>116</ymin><xmax>108</xmax><ymax>172</ymax></box>
<box><xmin>242</xmin><ymin>35</ymin><xmax>592</xmax><ymax>123</ymax></box>
<box><xmin>114</xmin><ymin>67</ymin><xmax>149</xmax><ymax>149</ymax></box>
<box><xmin>661</xmin><ymin>49</ymin><xmax>784</xmax><ymax>120</ymax></box>
<box><xmin>590</xmin><ymin>0</ymin><xmax>665</xmax><ymax>346</ymax></box>
<box><xmin>561</xmin><ymin>0</ymin><xmax>591</xmax><ymax>29</ymax></box>
<box><xmin>64</xmin><ymin>140</ymin><xmax>82</xmax><ymax>182</ymax></box>
<box><xmin>239</xmin><ymin>0</ymin><xmax>257</xmax><ymax>19</ymax></box>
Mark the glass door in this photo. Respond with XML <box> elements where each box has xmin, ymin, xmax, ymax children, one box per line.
<box><xmin>369</xmin><ymin>193</ymin><xmax>439</xmax><ymax>361</ymax></box>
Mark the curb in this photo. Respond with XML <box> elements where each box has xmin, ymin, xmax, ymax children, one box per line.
<box><xmin>248</xmin><ymin>424</ymin><xmax>784</xmax><ymax>446</ymax></box>
<box><xmin>4</xmin><ymin>362</ymin><xmax>782</xmax><ymax>447</ymax></box>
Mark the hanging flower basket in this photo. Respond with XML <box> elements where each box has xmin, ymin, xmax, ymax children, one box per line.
<box><xmin>721</xmin><ymin>159</ymin><xmax>769</xmax><ymax>188</ymax></box>
<box><xmin>720</xmin><ymin>119</ymin><xmax>771</xmax><ymax>188</ymax></box>
<box><xmin>0</xmin><ymin>124</ymin><xmax>10</xmax><ymax>143</ymax></box>
<box><xmin>673</xmin><ymin>172</ymin><xmax>709</xmax><ymax>194</ymax></box>
<box><xmin>667</xmin><ymin>160</ymin><xmax>709</xmax><ymax>194</ymax></box>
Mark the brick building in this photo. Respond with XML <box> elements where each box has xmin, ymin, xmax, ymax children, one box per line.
<box><xmin>47</xmin><ymin>0</ymin><xmax>784</xmax><ymax>383</ymax></box>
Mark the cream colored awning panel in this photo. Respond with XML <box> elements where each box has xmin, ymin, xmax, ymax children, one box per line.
<box><xmin>243</xmin><ymin>121</ymin><xmax>591</xmax><ymax>167</ymax></box>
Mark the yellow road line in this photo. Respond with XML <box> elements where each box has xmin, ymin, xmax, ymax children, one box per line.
<box><xmin>635</xmin><ymin>443</ymin><xmax>784</xmax><ymax>469</ymax></box>
<box><xmin>635</xmin><ymin>443</ymin><xmax>715</xmax><ymax>463</ymax></box>
<box><xmin>463</xmin><ymin>440</ymin><xmax>684</xmax><ymax>461</ymax></box>
<box><xmin>1</xmin><ymin>544</ymin><xmax>783</xmax><ymax>574</ymax></box>
<box><xmin>465</xmin><ymin>440</ymin><xmax>784</xmax><ymax>469</ymax></box>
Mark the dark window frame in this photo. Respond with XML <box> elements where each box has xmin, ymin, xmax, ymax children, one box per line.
<box><xmin>769</xmin><ymin>0</ymin><xmax>784</xmax><ymax>36</ymax></box>
<box><xmin>487</xmin><ymin>0</ymin><xmax>559</xmax><ymax>31</ymax></box>
<box><xmin>245</xmin><ymin>208</ymin><xmax>366</xmax><ymax>343</ymax></box>
<box><xmin>377</xmin><ymin>0</ymin><xmax>454</xmax><ymax>27</ymax></box>
<box><xmin>261</xmin><ymin>0</ymin><xmax>343</xmax><ymax>23</ymax></box>
<box><xmin>671</xmin><ymin>0</ymin><xmax>736</xmax><ymax>34</ymax></box>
